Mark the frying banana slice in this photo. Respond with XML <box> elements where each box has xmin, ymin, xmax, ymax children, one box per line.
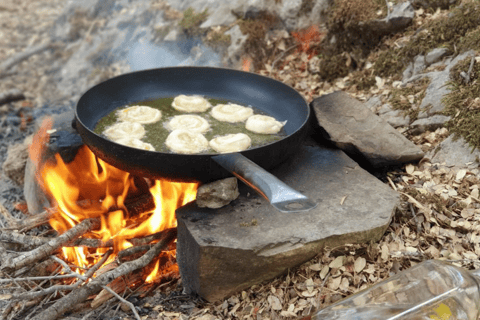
<box><xmin>103</xmin><ymin>121</ymin><xmax>145</xmax><ymax>140</ymax></box>
<box><xmin>166</xmin><ymin>115</ymin><xmax>210</xmax><ymax>133</ymax></box>
<box><xmin>245</xmin><ymin>115</ymin><xmax>286</xmax><ymax>134</ymax></box>
<box><xmin>165</xmin><ymin>129</ymin><xmax>209</xmax><ymax>154</ymax></box>
<box><xmin>209</xmin><ymin>133</ymin><xmax>252</xmax><ymax>153</ymax></box>
<box><xmin>115</xmin><ymin>137</ymin><xmax>155</xmax><ymax>151</ymax></box>
<box><xmin>172</xmin><ymin>95</ymin><xmax>211</xmax><ymax>113</ymax></box>
<box><xmin>117</xmin><ymin>105</ymin><xmax>162</xmax><ymax>124</ymax></box>
<box><xmin>211</xmin><ymin>104</ymin><xmax>254</xmax><ymax>123</ymax></box>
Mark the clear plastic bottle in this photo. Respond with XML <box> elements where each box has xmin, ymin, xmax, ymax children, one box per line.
<box><xmin>307</xmin><ymin>260</ymin><xmax>480</xmax><ymax>320</ymax></box>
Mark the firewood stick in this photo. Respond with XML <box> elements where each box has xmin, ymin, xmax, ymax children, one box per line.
<box><xmin>118</xmin><ymin>244</ymin><xmax>153</xmax><ymax>261</ymax></box>
<box><xmin>0</xmin><ymin>202</ymin><xmax>19</xmax><ymax>227</ymax></box>
<box><xmin>9</xmin><ymin>250</ymin><xmax>112</xmax><ymax>302</ymax></box>
<box><xmin>1</xmin><ymin>218</ymin><xmax>100</xmax><ymax>273</ymax></box>
<box><xmin>0</xmin><ymin>274</ymin><xmax>77</xmax><ymax>284</ymax></box>
<box><xmin>31</xmin><ymin>228</ymin><xmax>176</xmax><ymax>320</ymax></box>
<box><xmin>0</xmin><ymin>230</ymin><xmax>113</xmax><ymax>250</ymax></box>
<box><xmin>0</xmin><ymin>227</ymin><xmax>173</xmax><ymax>251</ymax></box>
<box><xmin>0</xmin><ymin>206</ymin><xmax>53</xmax><ymax>232</ymax></box>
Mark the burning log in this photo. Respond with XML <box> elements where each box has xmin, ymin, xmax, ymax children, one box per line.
<box><xmin>30</xmin><ymin>228</ymin><xmax>176</xmax><ymax>320</ymax></box>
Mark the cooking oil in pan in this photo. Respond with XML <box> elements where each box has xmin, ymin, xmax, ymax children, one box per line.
<box><xmin>93</xmin><ymin>96</ymin><xmax>286</xmax><ymax>153</ymax></box>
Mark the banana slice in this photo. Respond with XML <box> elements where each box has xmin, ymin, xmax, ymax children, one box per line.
<box><xmin>165</xmin><ymin>129</ymin><xmax>209</xmax><ymax>154</ymax></box>
<box><xmin>245</xmin><ymin>115</ymin><xmax>286</xmax><ymax>134</ymax></box>
<box><xmin>209</xmin><ymin>133</ymin><xmax>252</xmax><ymax>153</ymax></box>
<box><xmin>103</xmin><ymin>121</ymin><xmax>145</xmax><ymax>140</ymax></box>
<box><xmin>117</xmin><ymin>105</ymin><xmax>162</xmax><ymax>124</ymax></box>
<box><xmin>211</xmin><ymin>104</ymin><xmax>254</xmax><ymax>123</ymax></box>
<box><xmin>115</xmin><ymin>137</ymin><xmax>155</xmax><ymax>151</ymax></box>
<box><xmin>166</xmin><ymin>115</ymin><xmax>210</xmax><ymax>133</ymax></box>
<box><xmin>172</xmin><ymin>95</ymin><xmax>211</xmax><ymax>113</ymax></box>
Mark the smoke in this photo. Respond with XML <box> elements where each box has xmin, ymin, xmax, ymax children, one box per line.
<box><xmin>127</xmin><ymin>39</ymin><xmax>222</xmax><ymax>71</ymax></box>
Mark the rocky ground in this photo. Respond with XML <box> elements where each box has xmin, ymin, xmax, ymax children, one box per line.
<box><xmin>1</xmin><ymin>0</ymin><xmax>480</xmax><ymax>319</ymax></box>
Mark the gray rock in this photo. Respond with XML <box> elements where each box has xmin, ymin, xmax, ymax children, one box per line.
<box><xmin>168</xmin><ymin>0</ymin><xmax>331</xmax><ymax>31</ymax></box>
<box><xmin>196</xmin><ymin>177</ymin><xmax>240</xmax><ymax>209</ymax></box>
<box><xmin>365</xmin><ymin>96</ymin><xmax>383</xmax><ymax>112</ymax></box>
<box><xmin>388</xmin><ymin>1</ymin><xmax>415</xmax><ymax>22</ymax></box>
<box><xmin>425</xmin><ymin>48</ymin><xmax>449</xmax><ymax>65</ymax></box>
<box><xmin>311</xmin><ymin>91</ymin><xmax>424</xmax><ymax>167</ymax></box>
<box><xmin>403</xmin><ymin>62</ymin><xmax>414</xmax><ymax>82</ymax></box>
<box><xmin>377</xmin><ymin>103</ymin><xmax>394</xmax><ymax>115</ymax></box>
<box><xmin>177</xmin><ymin>144</ymin><xmax>399</xmax><ymax>301</ymax></box>
<box><xmin>413</xmin><ymin>55</ymin><xmax>426</xmax><ymax>75</ymax></box>
<box><xmin>369</xmin><ymin>2</ymin><xmax>415</xmax><ymax>34</ymax></box>
<box><xmin>427</xmin><ymin>135</ymin><xmax>480</xmax><ymax>167</ymax></box>
<box><xmin>410</xmin><ymin>115</ymin><xmax>451</xmax><ymax>134</ymax></box>
<box><xmin>379</xmin><ymin>109</ymin><xmax>410</xmax><ymax>128</ymax></box>
<box><xmin>418</xmin><ymin>50</ymin><xmax>475</xmax><ymax>118</ymax></box>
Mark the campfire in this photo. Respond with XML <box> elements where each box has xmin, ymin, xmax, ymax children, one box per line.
<box><xmin>0</xmin><ymin>118</ymin><xmax>198</xmax><ymax>319</ymax></box>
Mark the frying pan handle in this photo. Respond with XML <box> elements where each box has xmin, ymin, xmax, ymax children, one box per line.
<box><xmin>212</xmin><ymin>153</ymin><xmax>317</xmax><ymax>213</ymax></box>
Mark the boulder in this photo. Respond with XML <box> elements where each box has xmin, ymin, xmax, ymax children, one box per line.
<box><xmin>177</xmin><ymin>144</ymin><xmax>399</xmax><ymax>301</ymax></box>
<box><xmin>311</xmin><ymin>91</ymin><xmax>424</xmax><ymax>168</ymax></box>
<box><xmin>410</xmin><ymin>115</ymin><xmax>451</xmax><ymax>134</ymax></box>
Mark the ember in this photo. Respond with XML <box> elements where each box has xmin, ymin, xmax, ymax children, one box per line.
<box><xmin>33</xmin><ymin>118</ymin><xmax>198</xmax><ymax>281</ymax></box>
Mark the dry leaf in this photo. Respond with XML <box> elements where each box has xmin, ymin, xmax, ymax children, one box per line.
<box><xmin>328</xmin><ymin>276</ymin><xmax>342</xmax><ymax>290</ymax></box>
<box><xmin>354</xmin><ymin>257</ymin><xmax>366</xmax><ymax>273</ymax></box>
<box><xmin>320</xmin><ymin>265</ymin><xmax>329</xmax><ymax>279</ymax></box>
<box><xmin>339</xmin><ymin>277</ymin><xmax>350</xmax><ymax>292</ymax></box>
<box><xmin>456</xmin><ymin>169</ymin><xmax>467</xmax><ymax>181</ymax></box>
<box><xmin>305</xmin><ymin>278</ymin><xmax>314</xmax><ymax>293</ymax></box>
<box><xmin>406</xmin><ymin>164</ymin><xmax>415</xmax><ymax>175</ymax></box>
<box><xmin>329</xmin><ymin>256</ymin><xmax>345</xmax><ymax>269</ymax></box>
<box><xmin>340</xmin><ymin>195</ymin><xmax>348</xmax><ymax>205</ymax></box>
<box><xmin>268</xmin><ymin>295</ymin><xmax>283</xmax><ymax>310</ymax></box>
<box><xmin>309</xmin><ymin>263</ymin><xmax>321</xmax><ymax>271</ymax></box>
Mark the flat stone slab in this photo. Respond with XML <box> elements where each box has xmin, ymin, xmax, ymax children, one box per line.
<box><xmin>311</xmin><ymin>91</ymin><xmax>424</xmax><ymax>168</ymax></box>
<box><xmin>427</xmin><ymin>134</ymin><xmax>480</xmax><ymax>168</ymax></box>
<box><xmin>176</xmin><ymin>144</ymin><xmax>399</xmax><ymax>301</ymax></box>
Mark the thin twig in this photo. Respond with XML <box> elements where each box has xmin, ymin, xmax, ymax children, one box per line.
<box><xmin>1</xmin><ymin>218</ymin><xmax>99</xmax><ymax>273</ymax></box>
<box><xmin>0</xmin><ymin>42</ymin><xmax>52</xmax><ymax>75</ymax></box>
<box><xmin>0</xmin><ymin>274</ymin><xmax>78</xmax><ymax>284</ymax></box>
<box><xmin>460</xmin><ymin>55</ymin><xmax>475</xmax><ymax>84</ymax></box>
<box><xmin>31</xmin><ymin>228</ymin><xmax>177</xmax><ymax>320</ymax></box>
<box><xmin>271</xmin><ymin>44</ymin><xmax>298</xmax><ymax>70</ymax></box>
<box><xmin>409</xmin><ymin>203</ymin><xmax>423</xmax><ymax>234</ymax></box>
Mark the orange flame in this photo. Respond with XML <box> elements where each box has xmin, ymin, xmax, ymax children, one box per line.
<box><xmin>36</xmin><ymin>142</ymin><xmax>197</xmax><ymax>281</ymax></box>
<box><xmin>291</xmin><ymin>25</ymin><xmax>324</xmax><ymax>55</ymax></box>
<box><xmin>242</xmin><ymin>57</ymin><xmax>252</xmax><ymax>72</ymax></box>
<box><xmin>29</xmin><ymin>117</ymin><xmax>53</xmax><ymax>170</ymax></box>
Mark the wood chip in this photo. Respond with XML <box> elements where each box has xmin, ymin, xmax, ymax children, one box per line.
<box><xmin>354</xmin><ymin>257</ymin><xmax>366</xmax><ymax>273</ymax></box>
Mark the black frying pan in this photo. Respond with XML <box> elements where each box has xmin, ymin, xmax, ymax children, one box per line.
<box><xmin>75</xmin><ymin>67</ymin><xmax>316</xmax><ymax>212</ymax></box>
